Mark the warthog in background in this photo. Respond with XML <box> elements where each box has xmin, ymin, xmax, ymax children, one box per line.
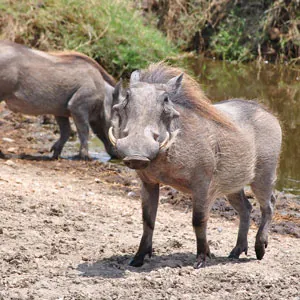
<box><xmin>109</xmin><ymin>63</ymin><xmax>282</xmax><ymax>268</ymax></box>
<box><xmin>0</xmin><ymin>41</ymin><xmax>116</xmax><ymax>159</ymax></box>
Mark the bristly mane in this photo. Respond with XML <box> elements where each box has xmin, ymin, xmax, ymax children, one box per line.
<box><xmin>139</xmin><ymin>63</ymin><xmax>235</xmax><ymax>129</ymax></box>
<box><xmin>52</xmin><ymin>52</ymin><xmax>116</xmax><ymax>87</ymax></box>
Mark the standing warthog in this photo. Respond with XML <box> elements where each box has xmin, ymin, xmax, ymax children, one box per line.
<box><xmin>0</xmin><ymin>41</ymin><xmax>116</xmax><ymax>159</ymax></box>
<box><xmin>109</xmin><ymin>63</ymin><xmax>282</xmax><ymax>268</ymax></box>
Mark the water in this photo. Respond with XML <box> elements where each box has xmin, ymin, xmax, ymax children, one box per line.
<box><xmin>63</xmin><ymin>136</ymin><xmax>111</xmax><ymax>162</ymax></box>
<box><xmin>187</xmin><ymin>57</ymin><xmax>300</xmax><ymax>194</ymax></box>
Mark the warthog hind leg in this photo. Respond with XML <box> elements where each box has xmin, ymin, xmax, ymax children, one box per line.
<box><xmin>253</xmin><ymin>190</ymin><xmax>275</xmax><ymax>260</ymax></box>
<box><xmin>227</xmin><ymin>189</ymin><xmax>252</xmax><ymax>259</ymax></box>
<box><xmin>129</xmin><ymin>182</ymin><xmax>159</xmax><ymax>267</ymax></box>
<box><xmin>251</xmin><ymin>163</ymin><xmax>277</xmax><ymax>260</ymax></box>
<box><xmin>68</xmin><ymin>89</ymin><xmax>93</xmax><ymax>160</ymax></box>
<box><xmin>51</xmin><ymin>116</ymin><xmax>71</xmax><ymax>159</ymax></box>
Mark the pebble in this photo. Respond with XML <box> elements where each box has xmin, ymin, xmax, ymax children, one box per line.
<box><xmin>72</xmin><ymin>278</ymin><xmax>81</xmax><ymax>284</ymax></box>
<box><xmin>7</xmin><ymin>147</ymin><xmax>17</xmax><ymax>153</ymax></box>
<box><xmin>2</xmin><ymin>137</ymin><xmax>14</xmax><ymax>143</ymax></box>
<box><xmin>5</xmin><ymin>160</ymin><xmax>16</xmax><ymax>167</ymax></box>
<box><xmin>127</xmin><ymin>191</ymin><xmax>137</xmax><ymax>198</ymax></box>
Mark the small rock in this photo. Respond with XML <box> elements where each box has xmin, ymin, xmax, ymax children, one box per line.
<box><xmin>0</xmin><ymin>228</ymin><xmax>3</xmax><ymax>234</ymax></box>
<box><xmin>2</xmin><ymin>137</ymin><xmax>14</xmax><ymax>143</ymax></box>
<box><xmin>5</xmin><ymin>160</ymin><xmax>16</xmax><ymax>167</ymax></box>
<box><xmin>75</xmin><ymin>225</ymin><xmax>86</xmax><ymax>232</ymax></box>
<box><xmin>127</xmin><ymin>191</ymin><xmax>137</xmax><ymax>198</ymax></box>
<box><xmin>7</xmin><ymin>147</ymin><xmax>17</xmax><ymax>153</ymax></box>
<box><xmin>73</xmin><ymin>278</ymin><xmax>81</xmax><ymax>284</ymax></box>
<box><xmin>49</xmin><ymin>207</ymin><xmax>63</xmax><ymax>216</ymax></box>
<box><xmin>160</xmin><ymin>196</ymin><xmax>169</xmax><ymax>204</ymax></box>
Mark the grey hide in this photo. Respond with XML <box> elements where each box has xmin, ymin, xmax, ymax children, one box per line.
<box><xmin>0</xmin><ymin>41</ymin><xmax>117</xmax><ymax>159</ymax></box>
<box><xmin>109</xmin><ymin>63</ymin><xmax>282</xmax><ymax>268</ymax></box>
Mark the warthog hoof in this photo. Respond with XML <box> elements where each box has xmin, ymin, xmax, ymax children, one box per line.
<box><xmin>194</xmin><ymin>252</ymin><xmax>213</xmax><ymax>269</ymax></box>
<box><xmin>72</xmin><ymin>153</ymin><xmax>92</xmax><ymax>161</ymax></box>
<box><xmin>129</xmin><ymin>256</ymin><xmax>145</xmax><ymax>267</ymax></box>
<box><xmin>80</xmin><ymin>154</ymin><xmax>92</xmax><ymax>161</ymax></box>
<box><xmin>50</xmin><ymin>143</ymin><xmax>62</xmax><ymax>160</ymax></box>
<box><xmin>79</xmin><ymin>149</ymin><xmax>92</xmax><ymax>161</ymax></box>
<box><xmin>228</xmin><ymin>243</ymin><xmax>248</xmax><ymax>259</ymax></box>
<box><xmin>129</xmin><ymin>248</ymin><xmax>152</xmax><ymax>267</ymax></box>
<box><xmin>255</xmin><ymin>240</ymin><xmax>268</xmax><ymax>260</ymax></box>
<box><xmin>51</xmin><ymin>153</ymin><xmax>60</xmax><ymax>160</ymax></box>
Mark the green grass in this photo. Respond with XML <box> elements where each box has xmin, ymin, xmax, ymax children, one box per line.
<box><xmin>0</xmin><ymin>0</ymin><xmax>178</xmax><ymax>77</ymax></box>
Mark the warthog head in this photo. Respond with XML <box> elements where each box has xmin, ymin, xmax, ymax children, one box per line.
<box><xmin>109</xmin><ymin>71</ymin><xmax>183</xmax><ymax>169</ymax></box>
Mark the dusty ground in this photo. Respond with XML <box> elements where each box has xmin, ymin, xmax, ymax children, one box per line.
<box><xmin>0</xmin><ymin>104</ymin><xmax>300</xmax><ymax>300</ymax></box>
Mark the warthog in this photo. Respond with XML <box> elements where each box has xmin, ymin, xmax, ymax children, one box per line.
<box><xmin>109</xmin><ymin>63</ymin><xmax>282</xmax><ymax>268</ymax></box>
<box><xmin>0</xmin><ymin>41</ymin><xmax>116</xmax><ymax>159</ymax></box>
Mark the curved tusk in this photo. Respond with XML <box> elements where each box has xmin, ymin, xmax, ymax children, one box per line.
<box><xmin>108</xmin><ymin>127</ymin><xmax>117</xmax><ymax>147</ymax></box>
<box><xmin>159</xmin><ymin>132</ymin><xmax>170</xmax><ymax>150</ymax></box>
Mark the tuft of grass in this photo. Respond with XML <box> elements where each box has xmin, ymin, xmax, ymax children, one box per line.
<box><xmin>0</xmin><ymin>0</ymin><xmax>178</xmax><ymax>77</ymax></box>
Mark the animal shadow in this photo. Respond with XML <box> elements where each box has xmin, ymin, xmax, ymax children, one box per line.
<box><xmin>77</xmin><ymin>252</ymin><xmax>255</xmax><ymax>278</ymax></box>
<box><xmin>0</xmin><ymin>152</ymin><xmax>53</xmax><ymax>161</ymax></box>
<box><xmin>0</xmin><ymin>152</ymin><xmax>96</xmax><ymax>161</ymax></box>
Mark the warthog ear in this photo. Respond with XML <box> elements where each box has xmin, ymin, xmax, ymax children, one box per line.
<box><xmin>166</xmin><ymin>73</ymin><xmax>184</xmax><ymax>95</ymax></box>
<box><xmin>130</xmin><ymin>70</ymin><xmax>141</xmax><ymax>85</ymax></box>
<box><xmin>112</xmin><ymin>79</ymin><xmax>124</xmax><ymax>106</ymax></box>
<box><xmin>113</xmin><ymin>79</ymin><xmax>129</xmax><ymax>112</ymax></box>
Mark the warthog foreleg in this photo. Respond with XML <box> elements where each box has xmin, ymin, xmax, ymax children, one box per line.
<box><xmin>68</xmin><ymin>90</ymin><xmax>92</xmax><ymax>160</ymax></box>
<box><xmin>129</xmin><ymin>181</ymin><xmax>159</xmax><ymax>267</ymax></box>
<box><xmin>51</xmin><ymin>116</ymin><xmax>71</xmax><ymax>159</ymax></box>
<box><xmin>192</xmin><ymin>191</ymin><xmax>212</xmax><ymax>269</ymax></box>
<box><xmin>227</xmin><ymin>190</ymin><xmax>252</xmax><ymax>258</ymax></box>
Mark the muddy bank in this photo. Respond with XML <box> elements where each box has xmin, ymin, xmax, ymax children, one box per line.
<box><xmin>1</xmin><ymin>158</ymin><xmax>299</xmax><ymax>300</ymax></box>
<box><xmin>1</xmin><ymin>107</ymin><xmax>300</xmax><ymax>299</ymax></box>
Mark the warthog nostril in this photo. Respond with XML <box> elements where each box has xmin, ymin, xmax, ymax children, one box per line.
<box><xmin>123</xmin><ymin>156</ymin><xmax>150</xmax><ymax>170</ymax></box>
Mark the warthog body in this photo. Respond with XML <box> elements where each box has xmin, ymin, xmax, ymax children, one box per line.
<box><xmin>109</xmin><ymin>63</ymin><xmax>282</xmax><ymax>268</ymax></box>
<box><xmin>0</xmin><ymin>41</ymin><xmax>116</xmax><ymax>159</ymax></box>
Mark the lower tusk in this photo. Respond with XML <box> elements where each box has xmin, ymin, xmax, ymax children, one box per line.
<box><xmin>159</xmin><ymin>132</ymin><xmax>170</xmax><ymax>149</ymax></box>
<box><xmin>108</xmin><ymin>127</ymin><xmax>117</xmax><ymax>147</ymax></box>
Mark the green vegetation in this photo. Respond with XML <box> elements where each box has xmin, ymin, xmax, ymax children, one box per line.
<box><xmin>0</xmin><ymin>0</ymin><xmax>178</xmax><ymax>77</ymax></box>
<box><xmin>142</xmin><ymin>0</ymin><xmax>300</xmax><ymax>63</ymax></box>
<box><xmin>210</xmin><ymin>11</ymin><xmax>252</xmax><ymax>62</ymax></box>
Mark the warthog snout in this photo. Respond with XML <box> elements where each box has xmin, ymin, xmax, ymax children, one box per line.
<box><xmin>108</xmin><ymin>126</ymin><xmax>171</xmax><ymax>164</ymax></box>
<box><xmin>123</xmin><ymin>156</ymin><xmax>150</xmax><ymax>169</ymax></box>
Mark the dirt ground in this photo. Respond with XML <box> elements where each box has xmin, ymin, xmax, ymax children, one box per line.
<box><xmin>0</xmin><ymin>104</ymin><xmax>299</xmax><ymax>300</ymax></box>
